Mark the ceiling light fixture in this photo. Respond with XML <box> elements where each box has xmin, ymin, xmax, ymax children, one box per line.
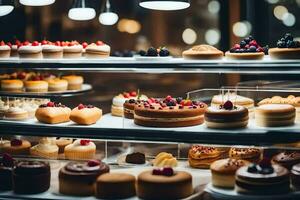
<box><xmin>19</xmin><ymin>0</ymin><xmax>55</xmax><ymax>6</ymax></box>
<box><xmin>139</xmin><ymin>0</ymin><xmax>190</xmax><ymax>11</ymax></box>
<box><xmin>99</xmin><ymin>0</ymin><xmax>118</xmax><ymax>25</ymax></box>
<box><xmin>0</xmin><ymin>0</ymin><xmax>14</xmax><ymax>16</ymax></box>
<box><xmin>68</xmin><ymin>0</ymin><xmax>96</xmax><ymax>21</ymax></box>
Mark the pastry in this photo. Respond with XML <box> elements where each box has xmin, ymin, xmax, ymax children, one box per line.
<box><xmin>229</xmin><ymin>147</ymin><xmax>262</xmax><ymax>163</ymax></box>
<box><xmin>2</xmin><ymin>139</ymin><xmax>31</xmax><ymax>155</ymax></box>
<box><xmin>137</xmin><ymin>168</ymin><xmax>193</xmax><ymax>200</ymax></box>
<box><xmin>269</xmin><ymin>33</ymin><xmax>300</xmax><ymax>59</ymax></box>
<box><xmin>225</xmin><ymin>36</ymin><xmax>268</xmax><ymax>60</ymax></box>
<box><xmin>205</xmin><ymin>100</ymin><xmax>249</xmax><ymax>129</ymax></box>
<box><xmin>134</xmin><ymin>96</ymin><xmax>207</xmax><ymax>127</ymax></box>
<box><xmin>24</xmin><ymin>80</ymin><xmax>48</xmax><ymax>92</ymax></box>
<box><xmin>210</xmin><ymin>158</ymin><xmax>249</xmax><ymax>188</ymax></box>
<box><xmin>0</xmin><ymin>153</ymin><xmax>15</xmax><ymax>191</ymax></box>
<box><xmin>95</xmin><ymin>173</ymin><xmax>136</xmax><ymax>199</ymax></box>
<box><xmin>70</xmin><ymin>104</ymin><xmax>102</xmax><ymax>125</ymax></box>
<box><xmin>35</xmin><ymin>102</ymin><xmax>71</xmax><ymax>124</ymax></box>
<box><xmin>235</xmin><ymin>161</ymin><xmax>290</xmax><ymax>195</ymax></box>
<box><xmin>152</xmin><ymin>152</ymin><xmax>177</xmax><ymax>167</ymax></box>
<box><xmin>272</xmin><ymin>151</ymin><xmax>300</xmax><ymax>170</ymax></box>
<box><xmin>30</xmin><ymin>137</ymin><xmax>59</xmax><ymax>159</ymax></box>
<box><xmin>291</xmin><ymin>163</ymin><xmax>300</xmax><ymax>190</ymax></box>
<box><xmin>59</xmin><ymin>160</ymin><xmax>109</xmax><ymax>196</ymax></box>
<box><xmin>61</xmin><ymin>75</ymin><xmax>84</xmax><ymax>90</ymax></box>
<box><xmin>111</xmin><ymin>91</ymin><xmax>147</xmax><ymax>117</ymax></box>
<box><xmin>182</xmin><ymin>44</ymin><xmax>223</xmax><ymax>60</ymax></box>
<box><xmin>1</xmin><ymin>79</ymin><xmax>24</xmax><ymax>92</ymax></box>
<box><xmin>85</xmin><ymin>41</ymin><xmax>111</xmax><ymax>58</ymax></box>
<box><xmin>4</xmin><ymin>106</ymin><xmax>28</xmax><ymax>120</ymax></box>
<box><xmin>255</xmin><ymin>104</ymin><xmax>295</xmax><ymax>127</ymax></box>
<box><xmin>47</xmin><ymin>78</ymin><xmax>68</xmax><ymax>91</ymax></box>
<box><xmin>64</xmin><ymin>139</ymin><xmax>96</xmax><ymax>160</ymax></box>
<box><xmin>18</xmin><ymin>41</ymin><xmax>42</xmax><ymax>59</ymax></box>
<box><xmin>41</xmin><ymin>40</ymin><xmax>63</xmax><ymax>58</ymax></box>
<box><xmin>62</xmin><ymin>41</ymin><xmax>83</xmax><ymax>58</ymax></box>
<box><xmin>12</xmin><ymin>160</ymin><xmax>50</xmax><ymax>194</ymax></box>
<box><xmin>125</xmin><ymin>152</ymin><xmax>146</xmax><ymax>164</ymax></box>
<box><xmin>56</xmin><ymin>138</ymin><xmax>73</xmax><ymax>154</ymax></box>
<box><xmin>139</xmin><ymin>47</ymin><xmax>170</xmax><ymax>57</ymax></box>
<box><xmin>0</xmin><ymin>41</ymin><xmax>11</xmax><ymax>58</ymax></box>
<box><xmin>9</xmin><ymin>39</ymin><xmax>21</xmax><ymax>57</ymax></box>
<box><xmin>188</xmin><ymin>145</ymin><xmax>223</xmax><ymax>169</ymax></box>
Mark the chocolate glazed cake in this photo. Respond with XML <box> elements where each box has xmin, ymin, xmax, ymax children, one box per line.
<box><xmin>0</xmin><ymin>154</ymin><xmax>15</xmax><ymax>191</ymax></box>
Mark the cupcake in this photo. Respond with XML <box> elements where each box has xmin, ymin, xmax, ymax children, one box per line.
<box><xmin>18</xmin><ymin>41</ymin><xmax>42</xmax><ymax>59</ymax></box>
<box><xmin>24</xmin><ymin>80</ymin><xmax>48</xmax><ymax>93</ymax></box>
<box><xmin>47</xmin><ymin>78</ymin><xmax>68</xmax><ymax>92</ymax></box>
<box><xmin>62</xmin><ymin>41</ymin><xmax>83</xmax><ymax>58</ymax></box>
<box><xmin>0</xmin><ymin>41</ymin><xmax>11</xmax><ymax>58</ymax></box>
<box><xmin>64</xmin><ymin>139</ymin><xmax>96</xmax><ymax>160</ymax></box>
<box><xmin>61</xmin><ymin>75</ymin><xmax>84</xmax><ymax>90</ymax></box>
<box><xmin>41</xmin><ymin>40</ymin><xmax>63</xmax><ymax>59</ymax></box>
<box><xmin>56</xmin><ymin>138</ymin><xmax>73</xmax><ymax>154</ymax></box>
<box><xmin>85</xmin><ymin>41</ymin><xmax>111</xmax><ymax>58</ymax></box>
<box><xmin>2</xmin><ymin>139</ymin><xmax>31</xmax><ymax>155</ymax></box>
<box><xmin>30</xmin><ymin>137</ymin><xmax>59</xmax><ymax>159</ymax></box>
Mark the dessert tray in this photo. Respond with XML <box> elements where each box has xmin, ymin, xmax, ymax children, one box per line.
<box><xmin>205</xmin><ymin>183</ymin><xmax>300</xmax><ymax>200</ymax></box>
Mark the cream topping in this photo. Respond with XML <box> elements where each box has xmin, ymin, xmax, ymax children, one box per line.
<box><xmin>0</xmin><ymin>45</ymin><xmax>10</xmax><ymax>50</ymax></box>
<box><xmin>63</xmin><ymin>45</ymin><xmax>83</xmax><ymax>52</ymax></box>
<box><xmin>42</xmin><ymin>45</ymin><xmax>63</xmax><ymax>51</ymax></box>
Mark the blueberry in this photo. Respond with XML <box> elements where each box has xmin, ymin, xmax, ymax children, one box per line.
<box><xmin>230</xmin><ymin>48</ymin><xmax>236</xmax><ymax>53</ymax></box>
<box><xmin>176</xmin><ymin>97</ymin><xmax>183</xmax><ymax>104</ymax></box>
<box><xmin>139</xmin><ymin>50</ymin><xmax>146</xmax><ymax>56</ymax></box>
<box><xmin>244</xmin><ymin>37</ymin><xmax>251</xmax><ymax>44</ymax></box>
<box><xmin>147</xmin><ymin>47</ymin><xmax>158</xmax><ymax>56</ymax></box>
<box><xmin>249</xmin><ymin>46</ymin><xmax>256</xmax><ymax>52</ymax></box>
<box><xmin>263</xmin><ymin>45</ymin><xmax>269</xmax><ymax>55</ymax></box>
<box><xmin>240</xmin><ymin>40</ymin><xmax>246</xmax><ymax>48</ymax></box>
<box><xmin>284</xmin><ymin>33</ymin><xmax>293</xmax><ymax>42</ymax></box>
<box><xmin>166</xmin><ymin>101</ymin><xmax>176</xmax><ymax>106</ymax></box>
<box><xmin>247</xmin><ymin>164</ymin><xmax>258</xmax><ymax>173</ymax></box>
<box><xmin>159</xmin><ymin>48</ymin><xmax>170</xmax><ymax>57</ymax></box>
<box><xmin>287</xmin><ymin>40</ymin><xmax>295</xmax><ymax>48</ymax></box>
<box><xmin>277</xmin><ymin>41</ymin><xmax>286</xmax><ymax>48</ymax></box>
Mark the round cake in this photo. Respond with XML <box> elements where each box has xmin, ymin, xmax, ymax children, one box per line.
<box><xmin>42</xmin><ymin>41</ymin><xmax>63</xmax><ymax>59</ymax></box>
<box><xmin>61</xmin><ymin>75</ymin><xmax>84</xmax><ymax>90</ymax></box>
<box><xmin>62</xmin><ymin>41</ymin><xmax>83</xmax><ymax>58</ymax></box>
<box><xmin>47</xmin><ymin>79</ymin><xmax>68</xmax><ymax>92</ymax></box>
<box><xmin>291</xmin><ymin>163</ymin><xmax>300</xmax><ymax>190</ymax></box>
<box><xmin>0</xmin><ymin>41</ymin><xmax>11</xmax><ymax>58</ymax></box>
<box><xmin>64</xmin><ymin>139</ymin><xmax>96</xmax><ymax>160</ymax></box>
<box><xmin>229</xmin><ymin>147</ymin><xmax>262</xmax><ymax>163</ymax></box>
<box><xmin>30</xmin><ymin>137</ymin><xmax>59</xmax><ymax>159</ymax></box>
<box><xmin>1</xmin><ymin>79</ymin><xmax>24</xmax><ymax>92</ymax></box>
<box><xmin>134</xmin><ymin>96</ymin><xmax>207</xmax><ymax>127</ymax></box>
<box><xmin>24</xmin><ymin>80</ymin><xmax>48</xmax><ymax>92</ymax></box>
<box><xmin>182</xmin><ymin>44</ymin><xmax>224</xmax><ymax>60</ymax></box>
<box><xmin>137</xmin><ymin>168</ymin><xmax>193</xmax><ymax>200</ymax></box>
<box><xmin>272</xmin><ymin>151</ymin><xmax>300</xmax><ymax>170</ymax></box>
<box><xmin>18</xmin><ymin>41</ymin><xmax>42</xmax><ymax>59</ymax></box>
<box><xmin>85</xmin><ymin>41</ymin><xmax>111</xmax><ymax>58</ymax></box>
<box><xmin>0</xmin><ymin>153</ymin><xmax>15</xmax><ymax>191</ymax></box>
<box><xmin>269</xmin><ymin>33</ymin><xmax>300</xmax><ymax>59</ymax></box>
<box><xmin>124</xmin><ymin>99</ymin><xmax>147</xmax><ymax>119</ymax></box>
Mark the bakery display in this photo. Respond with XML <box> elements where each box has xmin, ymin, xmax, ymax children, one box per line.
<box><xmin>0</xmin><ymin>41</ymin><xmax>11</xmax><ymax>58</ymax></box>
<box><xmin>47</xmin><ymin>78</ymin><xmax>68</xmax><ymax>92</ymax></box>
<box><xmin>226</xmin><ymin>36</ymin><xmax>268</xmax><ymax>60</ymax></box>
<box><xmin>70</xmin><ymin>104</ymin><xmax>102</xmax><ymax>125</ymax></box>
<box><xmin>188</xmin><ymin>145</ymin><xmax>223</xmax><ymax>169</ymax></box>
<box><xmin>56</xmin><ymin>138</ymin><xmax>73</xmax><ymax>154</ymax></box>
<box><xmin>291</xmin><ymin>163</ymin><xmax>300</xmax><ymax>190</ymax></box>
<box><xmin>95</xmin><ymin>173</ymin><xmax>136</xmax><ymax>199</ymax></box>
<box><xmin>255</xmin><ymin>104</ymin><xmax>295</xmax><ymax>127</ymax></box>
<box><xmin>35</xmin><ymin>102</ymin><xmax>71</xmax><ymax>124</ymax></box>
<box><xmin>18</xmin><ymin>41</ymin><xmax>42</xmax><ymax>59</ymax></box>
<box><xmin>41</xmin><ymin>40</ymin><xmax>63</xmax><ymax>58</ymax></box>
<box><xmin>210</xmin><ymin>158</ymin><xmax>249</xmax><ymax>188</ymax></box>
<box><xmin>152</xmin><ymin>152</ymin><xmax>178</xmax><ymax>167</ymax></box>
<box><xmin>2</xmin><ymin>139</ymin><xmax>31</xmax><ymax>155</ymax></box>
<box><xmin>137</xmin><ymin>167</ymin><xmax>193</xmax><ymax>199</ymax></box>
<box><xmin>24</xmin><ymin>80</ymin><xmax>48</xmax><ymax>92</ymax></box>
<box><xmin>205</xmin><ymin>100</ymin><xmax>249</xmax><ymax>129</ymax></box>
<box><xmin>269</xmin><ymin>33</ymin><xmax>300</xmax><ymax>59</ymax></box>
<box><xmin>0</xmin><ymin>153</ymin><xmax>14</xmax><ymax>191</ymax></box>
<box><xmin>64</xmin><ymin>139</ymin><xmax>96</xmax><ymax>160</ymax></box>
<box><xmin>138</xmin><ymin>47</ymin><xmax>170</xmax><ymax>57</ymax></box>
<box><xmin>1</xmin><ymin>79</ymin><xmax>24</xmax><ymax>92</ymax></box>
<box><xmin>30</xmin><ymin>137</ymin><xmax>59</xmax><ymax>159</ymax></box>
<box><xmin>134</xmin><ymin>96</ymin><xmax>207</xmax><ymax>127</ymax></box>
<box><xmin>235</xmin><ymin>160</ymin><xmax>290</xmax><ymax>195</ymax></box>
<box><xmin>229</xmin><ymin>147</ymin><xmax>261</xmax><ymax>163</ymax></box>
<box><xmin>85</xmin><ymin>41</ymin><xmax>111</xmax><ymax>58</ymax></box>
<box><xmin>272</xmin><ymin>151</ymin><xmax>300</xmax><ymax>170</ymax></box>
<box><xmin>61</xmin><ymin>75</ymin><xmax>84</xmax><ymax>90</ymax></box>
<box><xmin>182</xmin><ymin>44</ymin><xmax>224</xmax><ymax>60</ymax></box>
<box><xmin>62</xmin><ymin>41</ymin><xmax>83</xmax><ymax>58</ymax></box>
<box><xmin>125</xmin><ymin>152</ymin><xmax>146</xmax><ymax>164</ymax></box>
<box><xmin>12</xmin><ymin>160</ymin><xmax>50</xmax><ymax>194</ymax></box>
<box><xmin>59</xmin><ymin>160</ymin><xmax>109</xmax><ymax>196</ymax></box>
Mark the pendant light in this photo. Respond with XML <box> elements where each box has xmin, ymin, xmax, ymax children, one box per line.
<box><xmin>139</xmin><ymin>0</ymin><xmax>190</xmax><ymax>11</ymax></box>
<box><xmin>19</xmin><ymin>0</ymin><xmax>55</xmax><ymax>6</ymax></box>
<box><xmin>68</xmin><ymin>0</ymin><xmax>96</xmax><ymax>21</ymax></box>
<box><xmin>0</xmin><ymin>0</ymin><xmax>14</xmax><ymax>16</ymax></box>
<box><xmin>99</xmin><ymin>0</ymin><xmax>118</xmax><ymax>25</ymax></box>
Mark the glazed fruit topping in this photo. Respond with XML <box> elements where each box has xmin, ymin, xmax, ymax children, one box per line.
<box><xmin>17</xmin><ymin>72</ymin><xmax>27</xmax><ymax>80</ymax></box>
<box><xmin>222</xmin><ymin>100</ymin><xmax>234</xmax><ymax>110</ymax></box>
<box><xmin>2</xmin><ymin>153</ymin><xmax>14</xmax><ymax>167</ymax></box>
<box><xmin>80</xmin><ymin>139</ymin><xmax>90</xmax><ymax>146</ymax></box>
<box><xmin>181</xmin><ymin>99</ymin><xmax>192</xmax><ymax>106</ymax></box>
<box><xmin>96</xmin><ymin>41</ymin><xmax>104</xmax><ymax>46</ymax></box>
<box><xmin>77</xmin><ymin>104</ymin><xmax>94</xmax><ymax>109</ymax></box>
<box><xmin>87</xmin><ymin>159</ymin><xmax>100</xmax><ymax>167</ymax></box>
<box><xmin>230</xmin><ymin>36</ymin><xmax>268</xmax><ymax>55</ymax></box>
<box><xmin>152</xmin><ymin>167</ymin><xmax>174</xmax><ymax>176</ymax></box>
<box><xmin>11</xmin><ymin>139</ymin><xmax>22</xmax><ymax>146</ymax></box>
<box><xmin>40</xmin><ymin>102</ymin><xmax>66</xmax><ymax>108</ymax></box>
<box><xmin>82</xmin><ymin>42</ymin><xmax>88</xmax><ymax>48</ymax></box>
<box><xmin>277</xmin><ymin>33</ymin><xmax>300</xmax><ymax>48</ymax></box>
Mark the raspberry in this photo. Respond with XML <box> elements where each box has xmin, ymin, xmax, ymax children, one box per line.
<box><xmin>129</xmin><ymin>91</ymin><xmax>137</xmax><ymax>97</ymax></box>
<box><xmin>80</xmin><ymin>139</ymin><xmax>90</xmax><ymax>145</ymax></box>
<box><xmin>47</xmin><ymin>102</ymin><xmax>55</xmax><ymax>107</ymax></box>
<box><xmin>78</xmin><ymin>104</ymin><xmax>85</xmax><ymax>110</ymax></box>
<box><xmin>87</xmin><ymin>159</ymin><xmax>100</xmax><ymax>167</ymax></box>
<box><xmin>223</xmin><ymin>100</ymin><xmax>233</xmax><ymax>110</ymax></box>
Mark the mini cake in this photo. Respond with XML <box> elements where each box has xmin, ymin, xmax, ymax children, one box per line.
<box><xmin>70</xmin><ymin>104</ymin><xmax>102</xmax><ymax>125</ymax></box>
<box><xmin>210</xmin><ymin>158</ymin><xmax>249</xmax><ymax>188</ymax></box>
<box><xmin>125</xmin><ymin>152</ymin><xmax>146</xmax><ymax>164</ymax></box>
<box><xmin>35</xmin><ymin>102</ymin><xmax>71</xmax><ymax>124</ymax></box>
<box><xmin>134</xmin><ymin>96</ymin><xmax>207</xmax><ymax>127</ymax></box>
<box><xmin>64</xmin><ymin>139</ymin><xmax>96</xmax><ymax>160</ymax></box>
<box><xmin>182</xmin><ymin>44</ymin><xmax>224</xmax><ymax>60</ymax></box>
<box><xmin>95</xmin><ymin>173</ymin><xmax>136</xmax><ymax>199</ymax></box>
<box><xmin>229</xmin><ymin>147</ymin><xmax>262</xmax><ymax>163</ymax></box>
<box><xmin>137</xmin><ymin>168</ymin><xmax>193</xmax><ymax>199</ymax></box>
<box><xmin>42</xmin><ymin>40</ymin><xmax>63</xmax><ymax>59</ymax></box>
<box><xmin>188</xmin><ymin>145</ymin><xmax>223</xmax><ymax>169</ymax></box>
<box><xmin>62</xmin><ymin>41</ymin><xmax>83</xmax><ymax>58</ymax></box>
<box><xmin>18</xmin><ymin>41</ymin><xmax>42</xmax><ymax>59</ymax></box>
<box><xmin>0</xmin><ymin>153</ymin><xmax>15</xmax><ymax>191</ymax></box>
<box><xmin>24</xmin><ymin>80</ymin><xmax>48</xmax><ymax>92</ymax></box>
<box><xmin>291</xmin><ymin>163</ymin><xmax>300</xmax><ymax>190</ymax></box>
<box><xmin>59</xmin><ymin>160</ymin><xmax>109</xmax><ymax>196</ymax></box>
<box><xmin>235</xmin><ymin>160</ymin><xmax>290</xmax><ymax>195</ymax></box>
<box><xmin>9</xmin><ymin>39</ymin><xmax>21</xmax><ymax>57</ymax></box>
<box><xmin>47</xmin><ymin>78</ymin><xmax>68</xmax><ymax>92</ymax></box>
<box><xmin>12</xmin><ymin>160</ymin><xmax>50</xmax><ymax>194</ymax></box>
<box><xmin>269</xmin><ymin>33</ymin><xmax>300</xmax><ymax>59</ymax></box>
<box><xmin>4</xmin><ymin>106</ymin><xmax>28</xmax><ymax>121</ymax></box>
<box><xmin>152</xmin><ymin>152</ymin><xmax>178</xmax><ymax>167</ymax></box>
<box><xmin>56</xmin><ymin>138</ymin><xmax>73</xmax><ymax>154</ymax></box>
<box><xmin>255</xmin><ymin>104</ymin><xmax>295</xmax><ymax>127</ymax></box>
<box><xmin>85</xmin><ymin>41</ymin><xmax>111</xmax><ymax>58</ymax></box>
<box><xmin>272</xmin><ymin>151</ymin><xmax>300</xmax><ymax>170</ymax></box>
<box><xmin>0</xmin><ymin>41</ymin><xmax>11</xmax><ymax>58</ymax></box>
<box><xmin>111</xmin><ymin>91</ymin><xmax>147</xmax><ymax>117</ymax></box>
<box><xmin>205</xmin><ymin>100</ymin><xmax>249</xmax><ymax>129</ymax></box>
<box><xmin>61</xmin><ymin>75</ymin><xmax>84</xmax><ymax>90</ymax></box>
<box><xmin>225</xmin><ymin>36</ymin><xmax>268</xmax><ymax>60</ymax></box>
<box><xmin>30</xmin><ymin>137</ymin><xmax>59</xmax><ymax>159</ymax></box>
<box><xmin>2</xmin><ymin>139</ymin><xmax>31</xmax><ymax>155</ymax></box>
<box><xmin>1</xmin><ymin>79</ymin><xmax>24</xmax><ymax>92</ymax></box>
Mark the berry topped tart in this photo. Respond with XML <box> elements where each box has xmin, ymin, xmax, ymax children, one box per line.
<box><xmin>225</xmin><ymin>36</ymin><xmax>268</xmax><ymax>60</ymax></box>
<box><xmin>133</xmin><ymin>96</ymin><xmax>207</xmax><ymax>127</ymax></box>
<box><xmin>269</xmin><ymin>33</ymin><xmax>300</xmax><ymax>59</ymax></box>
<box><xmin>205</xmin><ymin>100</ymin><xmax>249</xmax><ymax>129</ymax></box>
<box><xmin>18</xmin><ymin>41</ymin><xmax>43</xmax><ymax>59</ymax></box>
<box><xmin>0</xmin><ymin>41</ymin><xmax>11</xmax><ymax>58</ymax></box>
<box><xmin>62</xmin><ymin>41</ymin><xmax>83</xmax><ymax>58</ymax></box>
<box><xmin>182</xmin><ymin>44</ymin><xmax>224</xmax><ymax>60</ymax></box>
<box><xmin>136</xmin><ymin>47</ymin><xmax>171</xmax><ymax>60</ymax></box>
<box><xmin>85</xmin><ymin>41</ymin><xmax>111</xmax><ymax>58</ymax></box>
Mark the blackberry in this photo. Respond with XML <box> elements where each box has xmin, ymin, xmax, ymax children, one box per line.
<box><xmin>249</xmin><ymin>46</ymin><xmax>256</xmax><ymax>52</ymax></box>
<box><xmin>159</xmin><ymin>48</ymin><xmax>170</xmax><ymax>57</ymax></box>
<box><xmin>240</xmin><ymin>40</ymin><xmax>246</xmax><ymax>48</ymax></box>
<box><xmin>284</xmin><ymin>33</ymin><xmax>293</xmax><ymax>42</ymax></box>
<box><xmin>146</xmin><ymin>47</ymin><xmax>158</xmax><ymax>56</ymax></box>
<box><xmin>129</xmin><ymin>99</ymin><xmax>136</xmax><ymax>104</ymax></box>
<box><xmin>166</xmin><ymin>101</ymin><xmax>176</xmax><ymax>106</ymax></box>
<box><xmin>139</xmin><ymin>50</ymin><xmax>146</xmax><ymax>56</ymax></box>
<box><xmin>287</xmin><ymin>40</ymin><xmax>295</xmax><ymax>48</ymax></box>
<box><xmin>277</xmin><ymin>40</ymin><xmax>286</xmax><ymax>48</ymax></box>
<box><xmin>244</xmin><ymin>37</ymin><xmax>251</xmax><ymax>44</ymax></box>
